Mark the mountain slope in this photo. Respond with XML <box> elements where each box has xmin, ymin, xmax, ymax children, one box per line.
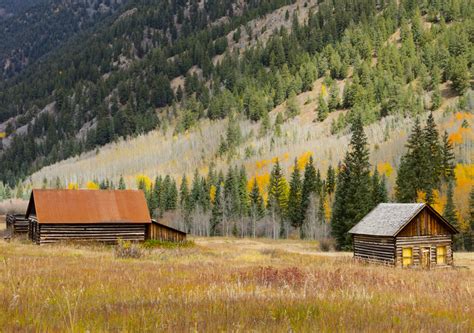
<box><xmin>0</xmin><ymin>0</ymin><xmax>472</xmax><ymax>187</ymax></box>
<box><xmin>0</xmin><ymin>0</ymin><xmax>126</xmax><ymax>79</ymax></box>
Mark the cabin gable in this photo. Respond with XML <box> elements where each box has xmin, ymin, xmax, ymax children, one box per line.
<box><xmin>397</xmin><ymin>206</ymin><xmax>452</xmax><ymax>237</ymax></box>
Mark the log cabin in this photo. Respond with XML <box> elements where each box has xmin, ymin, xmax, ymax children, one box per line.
<box><xmin>348</xmin><ymin>203</ymin><xmax>458</xmax><ymax>268</ymax></box>
<box><xmin>26</xmin><ymin>189</ymin><xmax>186</xmax><ymax>245</ymax></box>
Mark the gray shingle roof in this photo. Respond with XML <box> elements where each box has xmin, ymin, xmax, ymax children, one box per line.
<box><xmin>348</xmin><ymin>203</ymin><xmax>425</xmax><ymax>236</ymax></box>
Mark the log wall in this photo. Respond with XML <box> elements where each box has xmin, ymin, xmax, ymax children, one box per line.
<box><xmin>395</xmin><ymin>235</ymin><xmax>453</xmax><ymax>268</ymax></box>
<box><xmin>28</xmin><ymin>219</ymin><xmax>146</xmax><ymax>245</ymax></box>
<box><xmin>147</xmin><ymin>221</ymin><xmax>186</xmax><ymax>242</ymax></box>
<box><xmin>353</xmin><ymin>235</ymin><xmax>396</xmax><ymax>265</ymax></box>
<box><xmin>6</xmin><ymin>214</ymin><xmax>29</xmax><ymax>235</ymax></box>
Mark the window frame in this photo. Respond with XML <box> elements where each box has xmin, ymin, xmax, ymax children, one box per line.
<box><xmin>402</xmin><ymin>247</ymin><xmax>413</xmax><ymax>267</ymax></box>
<box><xmin>436</xmin><ymin>246</ymin><xmax>447</xmax><ymax>265</ymax></box>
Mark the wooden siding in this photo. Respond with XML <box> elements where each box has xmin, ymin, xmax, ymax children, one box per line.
<box><xmin>146</xmin><ymin>221</ymin><xmax>186</xmax><ymax>242</ymax></box>
<box><xmin>395</xmin><ymin>235</ymin><xmax>453</xmax><ymax>268</ymax></box>
<box><xmin>28</xmin><ymin>218</ymin><xmax>146</xmax><ymax>245</ymax></box>
<box><xmin>353</xmin><ymin>235</ymin><xmax>395</xmax><ymax>265</ymax></box>
<box><xmin>6</xmin><ymin>214</ymin><xmax>29</xmax><ymax>235</ymax></box>
<box><xmin>397</xmin><ymin>208</ymin><xmax>450</xmax><ymax>236</ymax></box>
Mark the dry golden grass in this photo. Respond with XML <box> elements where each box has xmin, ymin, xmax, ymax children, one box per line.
<box><xmin>0</xmin><ymin>235</ymin><xmax>473</xmax><ymax>332</ymax></box>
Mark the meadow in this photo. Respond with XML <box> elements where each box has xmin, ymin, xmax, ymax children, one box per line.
<box><xmin>0</xmin><ymin>222</ymin><xmax>473</xmax><ymax>332</ymax></box>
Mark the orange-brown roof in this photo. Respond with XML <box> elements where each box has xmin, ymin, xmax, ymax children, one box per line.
<box><xmin>26</xmin><ymin>189</ymin><xmax>151</xmax><ymax>224</ymax></box>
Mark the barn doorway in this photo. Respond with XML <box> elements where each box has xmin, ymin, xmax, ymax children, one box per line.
<box><xmin>421</xmin><ymin>247</ymin><xmax>431</xmax><ymax>269</ymax></box>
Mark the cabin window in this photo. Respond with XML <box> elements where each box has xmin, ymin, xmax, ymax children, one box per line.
<box><xmin>437</xmin><ymin>246</ymin><xmax>446</xmax><ymax>265</ymax></box>
<box><xmin>402</xmin><ymin>247</ymin><xmax>413</xmax><ymax>267</ymax></box>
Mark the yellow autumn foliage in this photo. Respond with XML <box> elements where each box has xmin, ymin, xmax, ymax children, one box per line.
<box><xmin>324</xmin><ymin>197</ymin><xmax>331</xmax><ymax>222</ymax></box>
<box><xmin>321</xmin><ymin>83</ymin><xmax>328</xmax><ymax>97</ymax></box>
<box><xmin>136</xmin><ymin>174</ymin><xmax>152</xmax><ymax>190</ymax></box>
<box><xmin>209</xmin><ymin>185</ymin><xmax>217</xmax><ymax>203</ymax></box>
<box><xmin>297</xmin><ymin>151</ymin><xmax>313</xmax><ymax>171</ymax></box>
<box><xmin>377</xmin><ymin>162</ymin><xmax>393</xmax><ymax>177</ymax></box>
<box><xmin>86</xmin><ymin>181</ymin><xmax>99</xmax><ymax>190</ymax></box>
<box><xmin>67</xmin><ymin>182</ymin><xmax>79</xmax><ymax>190</ymax></box>
<box><xmin>248</xmin><ymin>173</ymin><xmax>270</xmax><ymax>202</ymax></box>
<box><xmin>416</xmin><ymin>189</ymin><xmax>443</xmax><ymax>214</ymax></box>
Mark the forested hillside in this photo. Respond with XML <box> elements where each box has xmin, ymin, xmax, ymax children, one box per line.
<box><xmin>0</xmin><ymin>0</ymin><xmax>472</xmax><ymax>247</ymax></box>
<box><xmin>0</xmin><ymin>0</ymin><xmax>127</xmax><ymax>79</ymax></box>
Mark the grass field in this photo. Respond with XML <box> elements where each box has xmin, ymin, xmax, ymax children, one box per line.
<box><xmin>0</xmin><ymin>221</ymin><xmax>473</xmax><ymax>332</ymax></box>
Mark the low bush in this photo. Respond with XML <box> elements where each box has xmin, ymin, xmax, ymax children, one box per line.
<box><xmin>319</xmin><ymin>238</ymin><xmax>334</xmax><ymax>252</ymax></box>
<box><xmin>114</xmin><ymin>239</ymin><xmax>143</xmax><ymax>259</ymax></box>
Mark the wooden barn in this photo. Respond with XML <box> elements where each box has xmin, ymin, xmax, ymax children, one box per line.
<box><xmin>26</xmin><ymin>189</ymin><xmax>186</xmax><ymax>245</ymax></box>
<box><xmin>349</xmin><ymin>203</ymin><xmax>458</xmax><ymax>268</ymax></box>
<box><xmin>6</xmin><ymin>214</ymin><xmax>29</xmax><ymax>235</ymax></box>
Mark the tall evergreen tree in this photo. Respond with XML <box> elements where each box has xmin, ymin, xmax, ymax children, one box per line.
<box><xmin>396</xmin><ymin>118</ymin><xmax>427</xmax><ymax>202</ymax></box>
<box><xmin>118</xmin><ymin>175</ymin><xmax>126</xmax><ymax>190</ymax></box>
<box><xmin>300</xmin><ymin>156</ymin><xmax>317</xmax><ymax>235</ymax></box>
<box><xmin>326</xmin><ymin>165</ymin><xmax>336</xmax><ymax>195</ymax></box>
<box><xmin>441</xmin><ymin>130</ymin><xmax>456</xmax><ymax>183</ymax></box>
<box><xmin>268</xmin><ymin>159</ymin><xmax>289</xmax><ymax>238</ymax></box>
<box><xmin>331</xmin><ymin>116</ymin><xmax>372</xmax><ymax>249</ymax></box>
<box><xmin>371</xmin><ymin>169</ymin><xmax>388</xmax><ymax>206</ymax></box>
<box><xmin>288</xmin><ymin>159</ymin><xmax>303</xmax><ymax>229</ymax></box>
<box><xmin>443</xmin><ymin>181</ymin><xmax>458</xmax><ymax>228</ymax></box>
<box><xmin>210</xmin><ymin>183</ymin><xmax>223</xmax><ymax>236</ymax></box>
<box><xmin>423</xmin><ymin>113</ymin><xmax>442</xmax><ymax>190</ymax></box>
<box><xmin>249</xmin><ymin>178</ymin><xmax>265</xmax><ymax>237</ymax></box>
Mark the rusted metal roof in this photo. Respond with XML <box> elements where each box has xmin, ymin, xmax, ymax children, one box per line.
<box><xmin>26</xmin><ymin>189</ymin><xmax>151</xmax><ymax>224</ymax></box>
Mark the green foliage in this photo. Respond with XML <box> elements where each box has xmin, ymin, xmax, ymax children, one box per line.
<box><xmin>331</xmin><ymin>116</ymin><xmax>372</xmax><ymax>250</ymax></box>
<box><xmin>286</xmin><ymin>92</ymin><xmax>300</xmax><ymax>118</ymax></box>
<box><xmin>268</xmin><ymin>159</ymin><xmax>289</xmax><ymax>238</ymax></box>
<box><xmin>288</xmin><ymin>159</ymin><xmax>302</xmax><ymax>229</ymax></box>
<box><xmin>142</xmin><ymin>239</ymin><xmax>195</xmax><ymax>249</ymax></box>
<box><xmin>443</xmin><ymin>181</ymin><xmax>458</xmax><ymax>228</ymax></box>
<box><xmin>210</xmin><ymin>183</ymin><xmax>223</xmax><ymax>236</ymax></box>
<box><xmin>317</xmin><ymin>94</ymin><xmax>329</xmax><ymax>122</ymax></box>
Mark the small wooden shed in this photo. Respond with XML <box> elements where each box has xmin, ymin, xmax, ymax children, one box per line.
<box><xmin>6</xmin><ymin>214</ymin><xmax>29</xmax><ymax>235</ymax></box>
<box><xmin>349</xmin><ymin>203</ymin><xmax>458</xmax><ymax>268</ymax></box>
<box><xmin>147</xmin><ymin>220</ymin><xmax>187</xmax><ymax>242</ymax></box>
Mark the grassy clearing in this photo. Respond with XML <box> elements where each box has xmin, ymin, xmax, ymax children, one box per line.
<box><xmin>0</xmin><ymin>233</ymin><xmax>473</xmax><ymax>332</ymax></box>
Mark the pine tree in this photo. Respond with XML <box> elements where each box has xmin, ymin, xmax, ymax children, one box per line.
<box><xmin>179</xmin><ymin>174</ymin><xmax>192</xmax><ymax>231</ymax></box>
<box><xmin>423</xmin><ymin>113</ymin><xmax>442</xmax><ymax>190</ymax></box>
<box><xmin>443</xmin><ymin>181</ymin><xmax>458</xmax><ymax>228</ymax></box>
<box><xmin>238</xmin><ymin>166</ymin><xmax>249</xmax><ymax>218</ymax></box>
<box><xmin>317</xmin><ymin>94</ymin><xmax>329</xmax><ymax>121</ymax></box>
<box><xmin>441</xmin><ymin>131</ymin><xmax>455</xmax><ymax>183</ymax></box>
<box><xmin>249</xmin><ymin>178</ymin><xmax>264</xmax><ymax>237</ymax></box>
<box><xmin>118</xmin><ymin>175</ymin><xmax>126</xmax><ymax>190</ymax></box>
<box><xmin>210</xmin><ymin>183</ymin><xmax>223</xmax><ymax>236</ymax></box>
<box><xmin>300</xmin><ymin>156</ymin><xmax>317</xmax><ymax>235</ymax></box>
<box><xmin>288</xmin><ymin>159</ymin><xmax>302</xmax><ymax>229</ymax></box>
<box><xmin>166</xmin><ymin>179</ymin><xmax>178</xmax><ymax>210</ymax></box>
<box><xmin>371</xmin><ymin>169</ymin><xmax>387</xmax><ymax>206</ymax></box>
<box><xmin>326</xmin><ymin>165</ymin><xmax>335</xmax><ymax>195</ymax></box>
<box><xmin>331</xmin><ymin>116</ymin><xmax>372</xmax><ymax>249</ymax></box>
<box><xmin>331</xmin><ymin>164</ymin><xmax>350</xmax><ymax>249</ymax></box>
<box><xmin>268</xmin><ymin>159</ymin><xmax>289</xmax><ymax>238</ymax></box>
<box><xmin>224</xmin><ymin>166</ymin><xmax>240</xmax><ymax>222</ymax></box>
<box><xmin>396</xmin><ymin>118</ymin><xmax>427</xmax><ymax>202</ymax></box>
